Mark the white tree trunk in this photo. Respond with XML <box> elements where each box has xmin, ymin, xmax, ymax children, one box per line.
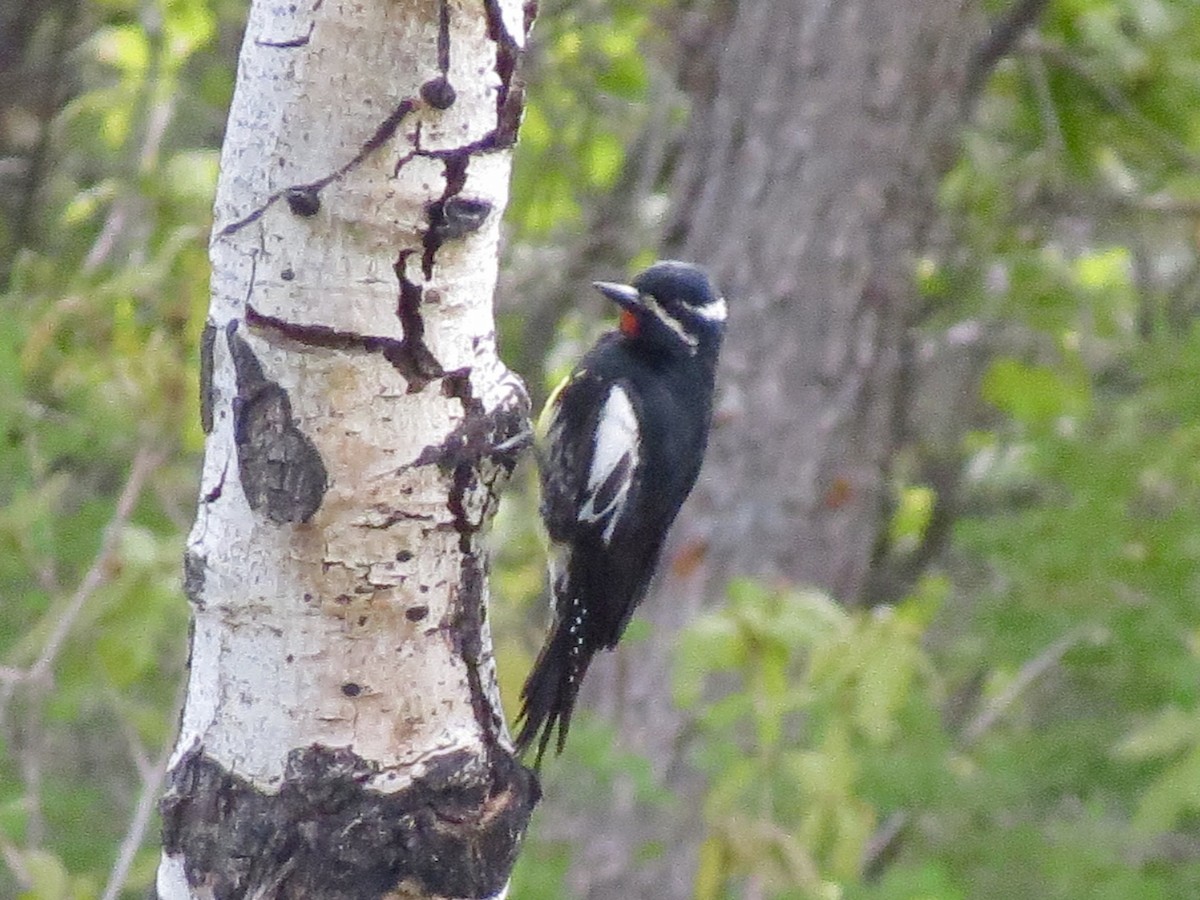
<box><xmin>157</xmin><ymin>1</ymin><xmax>537</xmax><ymax>897</ymax></box>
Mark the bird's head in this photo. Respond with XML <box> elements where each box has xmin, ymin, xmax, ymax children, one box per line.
<box><xmin>593</xmin><ymin>260</ymin><xmax>726</xmax><ymax>359</ymax></box>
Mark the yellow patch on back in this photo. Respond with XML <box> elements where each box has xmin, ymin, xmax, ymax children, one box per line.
<box><xmin>536</xmin><ymin>369</ymin><xmax>583</xmax><ymax>441</ymax></box>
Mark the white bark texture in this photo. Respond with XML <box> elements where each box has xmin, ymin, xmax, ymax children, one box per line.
<box><xmin>156</xmin><ymin>1</ymin><xmax>537</xmax><ymax>898</ymax></box>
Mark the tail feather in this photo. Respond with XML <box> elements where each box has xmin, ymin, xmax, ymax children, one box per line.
<box><xmin>514</xmin><ymin>614</ymin><xmax>595</xmax><ymax>769</ymax></box>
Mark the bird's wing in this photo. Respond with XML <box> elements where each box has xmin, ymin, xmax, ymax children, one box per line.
<box><xmin>539</xmin><ymin>373</ymin><xmax>642</xmax><ymax>546</ymax></box>
<box><xmin>577</xmin><ymin>382</ymin><xmax>640</xmax><ymax>542</ymax></box>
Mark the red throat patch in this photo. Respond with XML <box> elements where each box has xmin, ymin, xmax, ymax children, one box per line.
<box><xmin>619</xmin><ymin>308</ymin><xmax>640</xmax><ymax>337</ymax></box>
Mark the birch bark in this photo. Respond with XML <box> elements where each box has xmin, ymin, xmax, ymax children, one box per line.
<box><xmin>156</xmin><ymin>2</ymin><xmax>538</xmax><ymax>897</ymax></box>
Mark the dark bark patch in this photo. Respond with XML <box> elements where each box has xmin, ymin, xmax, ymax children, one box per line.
<box><xmin>183</xmin><ymin>551</ymin><xmax>206</xmax><ymax>609</ymax></box>
<box><xmin>284</xmin><ymin>185</ymin><xmax>322</xmax><ymax>217</ymax></box>
<box><xmin>420</xmin><ymin>76</ymin><xmax>456</xmax><ymax>110</ymax></box>
<box><xmin>420</xmin><ymin>153</ymin><xmax>470</xmax><ymax>280</ymax></box>
<box><xmin>227</xmin><ymin>322</ymin><xmax>328</xmax><ymax>524</ymax></box>
<box><xmin>481</xmin><ymin>0</ymin><xmax>526</xmax><ymax>148</ymax></box>
<box><xmin>405</xmin><ymin>604</ymin><xmax>428</xmax><ymax>622</ymax></box>
<box><xmin>199</xmin><ymin>321</ymin><xmax>216</xmax><ymax>434</ymax></box>
<box><xmin>427</xmin><ymin>196</ymin><xmax>492</xmax><ymax>242</ymax></box>
<box><xmin>160</xmin><ymin>743</ymin><xmax>538</xmax><ymax>899</ymax></box>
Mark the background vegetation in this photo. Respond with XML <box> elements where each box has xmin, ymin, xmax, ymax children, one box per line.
<box><xmin>2</xmin><ymin>0</ymin><xmax>1199</xmax><ymax>897</ymax></box>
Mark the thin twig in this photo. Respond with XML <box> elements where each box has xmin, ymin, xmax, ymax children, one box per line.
<box><xmin>1023</xmin><ymin>37</ymin><xmax>1200</xmax><ymax>172</ymax></box>
<box><xmin>99</xmin><ymin>734</ymin><xmax>174</xmax><ymax>900</ymax></box>
<box><xmin>0</xmin><ymin>446</ymin><xmax>162</xmax><ymax>721</ymax></box>
<box><xmin>116</xmin><ymin>703</ymin><xmax>156</xmax><ymax>782</ymax></box>
<box><xmin>861</xmin><ymin>626</ymin><xmax>1101</xmax><ymax>878</ymax></box>
<box><xmin>861</xmin><ymin>810</ymin><xmax>909</xmax><ymax>882</ymax></box>
<box><xmin>964</xmin><ymin>0</ymin><xmax>1052</xmax><ymax>110</ymax></box>
<box><xmin>1025</xmin><ymin>50</ymin><xmax>1065</xmax><ymax>156</ymax></box>
<box><xmin>959</xmin><ymin>627</ymin><xmax>1094</xmax><ymax>747</ymax></box>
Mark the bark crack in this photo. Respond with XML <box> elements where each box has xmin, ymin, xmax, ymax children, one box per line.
<box><xmin>393</xmin><ymin>251</ymin><xmax>446</xmax><ymax>391</ymax></box>
<box><xmin>481</xmin><ymin>0</ymin><xmax>532</xmax><ymax>148</ymax></box>
<box><xmin>437</xmin><ymin>0</ymin><xmax>451</xmax><ymax>73</ymax></box>
<box><xmin>218</xmin><ymin>99</ymin><xmax>418</xmax><ymax>239</ymax></box>
<box><xmin>200</xmin><ymin>457</ymin><xmax>228</xmax><ymax>504</ymax></box>
<box><xmin>255</xmin><ymin>21</ymin><xmax>315</xmax><ymax>49</ymax></box>
<box><xmin>245</xmin><ymin>303</ymin><xmax>442</xmax><ymax>393</ymax></box>
<box><xmin>410</xmin><ymin>370</ymin><xmax>531</xmax><ymax>745</ymax></box>
<box><xmin>421</xmin><ymin>153</ymin><xmax>471</xmax><ymax>279</ymax></box>
<box><xmin>199</xmin><ymin>321</ymin><xmax>217</xmax><ymax>434</ymax></box>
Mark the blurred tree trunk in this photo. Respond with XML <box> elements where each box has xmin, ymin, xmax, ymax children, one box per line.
<box><xmin>557</xmin><ymin>2</ymin><xmax>984</xmax><ymax>896</ymax></box>
<box><xmin>0</xmin><ymin>0</ymin><xmax>82</xmax><ymax>273</ymax></box>
<box><xmin>155</xmin><ymin>1</ymin><xmax>538</xmax><ymax>897</ymax></box>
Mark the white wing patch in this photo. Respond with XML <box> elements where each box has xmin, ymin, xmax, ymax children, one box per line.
<box><xmin>579</xmin><ymin>384</ymin><xmax>639</xmax><ymax>542</ymax></box>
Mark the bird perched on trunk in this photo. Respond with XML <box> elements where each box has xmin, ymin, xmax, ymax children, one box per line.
<box><xmin>514</xmin><ymin>260</ymin><xmax>727</xmax><ymax>766</ymax></box>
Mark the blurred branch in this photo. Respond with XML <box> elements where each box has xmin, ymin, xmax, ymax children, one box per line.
<box><xmin>862</xmin><ymin>626</ymin><xmax>1103</xmax><ymax>878</ymax></box>
<box><xmin>1025</xmin><ymin>49</ymin><xmax>1065</xmax><ymax>156</ymax></box>
<box><xmin>0</xmin><ymin>446</ymin><xmax>162</xmax><ymax>723</ymax></box>
<box><xmin>99</xmin><ymin>731</ymin><xmax>173</xmax><ymax>900</ymax></box>
<box><xmin>1111</xmin><ymin>194</ymin><xmax>1200</xmax><ymax>217</ymax></box>
<box><xmin>1022</xmin><ymin>37</ymin><xmax>1200</xmax><ymax>172</ymax></box>
<box><xmin>861</xmin><ymin>810</ymin><xmax>909</xmax><ymax>883</ymax></box>
<box><xmin>117</xmin><ymin>702</ymin><xmax>156</xmax><ymax>782</ymax></box>
<box><xmin>9</xmin><ymin>0</ymin><xmax>83</xmax><ymax>266</ymax></box>
<box><xmin>959</xmin><ymin>626</ymin><xmax>1100</xmax><ymax>747</ymax></box>
<box><xmin>17</xmin><ymin>710</ymin><xmax>46</xmax><ymax>846</ymax></box>
<box><xmin>964</xmin><ymin>0</ymin><xmax>1051</xmax><ymax>111</ymax></box>
<box><xmin>82</xmin><ymin>4</ymin><xmax>172</xmax><ymax>275</ymax></box>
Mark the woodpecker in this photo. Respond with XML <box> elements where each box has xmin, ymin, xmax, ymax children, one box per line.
<box><xmin>514</xmin><ymin>260</ymin><xmax>727</xmax><ymax>766</ymax></box>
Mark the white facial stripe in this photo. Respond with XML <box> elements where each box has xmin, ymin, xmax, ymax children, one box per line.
<box><xmin>580</xmin><ymin>384</ymin><xmax>639</xmax><ymax>541</ymax></box>
<box><xmin>692</xmin><ymin>296</ymin><xmax>727</xmax><ymax>322</ymax></box>
<box><xmin>643</xmin><ymin>295</ymin><xmax>700</xmax><ymax>350</ymax></box>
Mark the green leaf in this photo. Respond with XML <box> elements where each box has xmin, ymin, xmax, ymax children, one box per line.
<box><xmin>981</xmin><ymin>357</ymin><xmax>1091</xmax><ymax>425</ymax></box>
<box><xmin>1115</xmin><ymin>706</ymin><xmax>1200</xmax><ymax>761</ymax></box>
<box><xmin>17</xmin><ymin>849</ymin><xmax>69</xmax><ymax>900</ymax></box>
<box><xmin>1131</xmin><ymin>747</ymin><xmax>1200</xmax><ymax>835</ymax></box>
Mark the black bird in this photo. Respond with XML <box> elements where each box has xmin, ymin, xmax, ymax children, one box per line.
<box><xmin>514</xmin><ymin>260</ymin><xmax>727</xmax><ymax>766</ymax></box>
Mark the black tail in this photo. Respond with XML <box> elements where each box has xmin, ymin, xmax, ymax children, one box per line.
<box><xmin>513</xmin><ymin>617</ymin><xmax>596</xmax><ymax>769</ymax></box>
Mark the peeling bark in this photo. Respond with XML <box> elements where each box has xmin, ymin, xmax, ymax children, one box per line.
<box><xmin>159</xmin><ymin>1</ymin><xmax>537</xmax><ymax>897</ymax></box>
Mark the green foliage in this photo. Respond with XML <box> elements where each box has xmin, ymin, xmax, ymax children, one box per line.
<box><xmin>7</xmin><ymin>0</ymin><xmax>1200</xmax><ymax>897</ymax></box>
<box><xmin>506</xmin><ymin>0</ymin><xmax>658</xmax><ymax>237</ymax></box>
<box><xmin>617</xmin><ymin>1</ymin><xmax>1200</xmax><ymax>898</ymax></box>
<box><xmin>0</xmin><ymin>0</ymin><xmax>237</xmax><ymax>895</ymax></box>
<box><xmin>869</xmin><ymin>0</ymin><xmax>1200</xmax><ymax>895</ymax></box>
<box><xmin>677</xmin><ymin>581</ymin><xmax>951</xmax><ymax>898</ymax></box>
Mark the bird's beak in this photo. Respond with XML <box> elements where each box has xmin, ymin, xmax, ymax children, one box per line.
<box><xmin>592</xmin><ymin>281</ymin><xmax>641</xmax><ymax>310</ymax></box>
